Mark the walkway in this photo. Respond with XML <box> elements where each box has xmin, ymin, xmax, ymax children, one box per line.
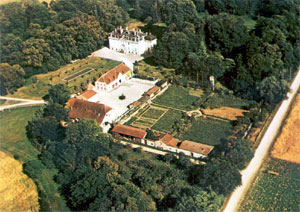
<box><xmin>223</xmin><ymin>68</ymin><xmax>300</xmax><ymax>212</ymax></box>
<box><xmin>0</xmin><ymin>96</ymin><xmax>46</xmax><ymax>111</ymax></box>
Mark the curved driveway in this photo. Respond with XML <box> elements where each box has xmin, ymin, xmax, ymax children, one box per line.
<box><xmin>224</xmin><ymin>69</ymin><xmax>300</xmax><ymax>212</ymax></box>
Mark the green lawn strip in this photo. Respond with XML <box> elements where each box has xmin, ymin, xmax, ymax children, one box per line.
<box><xmin>0</xmin><ymin>107</ymin><xmax>69</xmax><ymax>210</ymax></box>
<box><xmin>142</xmin><ymin>108</ymin><xmax>166</xmax><ymax>119</ymax></box>
<box><xmin>154</xmin><ymin>85</ymin><xmax>199</xmax><ymax>110</ymax></box>
<box><xmin>181</xmin><ymin>117</ymin><xmax>232</xmax><ymax>146</ymax></box>
<box><xmin>152</xmin><ymin>109</ymin><xmax>182</xmax><ymax>133</ymax></box>
<box><xmin>204</xmin><ymin>93</ymin><xmax>253</xmax><ymax>109</ymax></box>
<box><xmin>132</xmin><ymin>118</ymin><xmax>155</xmax><ymax>128</ymax></box>
<box><xmin>241</xmin><ymin>159</ymin><xmax>300</xmax><ymax>212</ymax></box>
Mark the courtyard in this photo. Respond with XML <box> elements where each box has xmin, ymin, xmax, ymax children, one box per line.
<box><xmin>92</xmin><ymin>78</ymin><xmax>156</xmax><ymax>118</ymax></box>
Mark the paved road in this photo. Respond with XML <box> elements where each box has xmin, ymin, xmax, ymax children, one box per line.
<box><xmin>223</xmin><ymin>68</ymin><xmax>300</xmax><ymax>212</ymax></box>
<box><xmin>0</xmin><ymin>96</ymin><xmax>46</xmax><ymax>111</ymax></box>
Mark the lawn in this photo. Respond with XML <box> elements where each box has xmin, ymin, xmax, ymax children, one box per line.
<box><xmin>142</xmin><ymin>107</ymin><xmax>166</xmax><ymax>119</ymax></box>
<box><xmin>154</xmin><ymin>85</ymin><xmax>199</xmax><ymax>111</ymax></box>
<box><xmin>0</xmin><ymin>107</ymin><xmax>69</xmax><ymax>211</ymax></box>
<box><xmin>204</xmin><ymin>93</ymin><xmax>253</xmax><ymax>109</ymax></box>
<box><xmin>132</xmin><ymin>118</ymin><xmax>156</xmax><ymax>128</ymax></box>
<box><xmin>181</xmin><ymin>117</ymin><xmax>232</xmax><ymax>146</ymax></box>
<box><xmin>152</xmin><ymin>109</ymin><xmax>182</xmax><ymax>133</ymax></box>
<box><xmin>8</xmin><ymin>57</ymin><xmax>120</xmax><ymax>99</ymax></box>
<box><xmin>240</xmin><ymin>158</ymin><xmax>300</xmax><ymax>211</ymax></box>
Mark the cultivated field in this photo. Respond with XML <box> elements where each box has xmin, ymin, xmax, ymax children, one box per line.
<box><xmin>203</xmin><ymin>93</ymin><xmax>253</xmax><ymax>109</ymax></box>
<box><xmin>0</xmin><ymin>151</ymin><xmax>39</xmax><ymax>212</ymax></box>
<box><xmin>240</xmin><ymin>158</ymin><xmax>300</xmax><ymax>211</ymax></box>
<box><xmin>202</xmin><ymin>106</ymin><xmax>248</xmax><ymax>121</ymax></box>
<box><xmin>9</xmin><ymin>57</ymin><xmax>119</xmax><ymax>100</ymax></box>
<box><xmin>181</xmin><ymin>117</ymin><xmax>232</xmax><ymax>146</ymax></box>
<box><xmin>271</xmin><ymin>94</ymin><xmax>300</xmax><ymax>164</ymax></box>
<box><xmin>153</xmin><ymin>85</ymin><xmax>200</xmax><ymax>110</ymax></box>
<box><xmin>0</xmin><ymin>107</ymin><xmax>68</xmax><ymax>210</ymax></box>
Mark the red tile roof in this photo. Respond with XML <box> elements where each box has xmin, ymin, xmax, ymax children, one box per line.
<box><xmin>80</xmin><ymin>90</ymin><xmax>97</xmax><ymax>99</ymax></box>
<box><xmin>112</xmin><ymin>124</ymin><xmax>147</xmax><ymax>139</ymax></box>
<box><xmin>159</xmin><ymin>133</ymin><xmax>179</xmax><ymax>147</ymax></box>
<box><xmin>98</xmin><ymin>64</ymin><xmax>131</xmax><ymax>85</ymax></box>
<box><xmin>145</xmin><ymin>86</ymin><xmax>160</xmax><ymax>96</ymax></box>
<box><xmin>179</xmin><ymin>140</ymin><xmax>214</xmax><ymax>156</ymax></box>
<box><xmin>68</xmin><ymin>99</ymin><xmax>112</xmax><ymax>124</ymax></box>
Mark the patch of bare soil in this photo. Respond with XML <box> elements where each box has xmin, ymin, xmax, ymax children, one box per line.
<box><xmin>271</xmin><ymin>95</ymin><xmax>300</xmax><ymax>164</ymax></box>
<box><xmin>202</xmin><ymin>106</ymin><xmax>248</xmax><ymax>121</ymax></box>
<box><xmin>0</xmin><ymin>151</ymin><xmax>39</xmax><ymax>212</ymax></box>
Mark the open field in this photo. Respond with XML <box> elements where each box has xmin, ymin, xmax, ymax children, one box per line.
<box><xmin>63</xmin><ymin>67</ymin><xmax>95</xmax><ymax>82</ymax></box>
<box><xmin>0</xmin><ymin>151</ymin><xmax>39</xmax><ymax>211</ymax></box>
<box><xmin>181</xmin><ymin>117</ymin><xmax>232</xmax><ymax>146</ymax></box>
<box><xmin>135</xmin><ymin>60</ymin><xmax>174</xmax><ymax>79</ymax></box>
<box><xmin>8</xmin><ymin>57</ymin><xmax>120</xmax><ymax>100</ymax></box>
<box><xmin>0</xmin><ymin>107</ymin><xmax>68</xmax><ymax>210</ymax></box>
<box><xmin>154</xmin><ymin>85</ymin><xmax>200</xmax><ymax>110</ymax></box>
<box><xmin>271</xmin><ymin>94</ymin><xmax>300</xmax><ymax>164</ymax></box>
<box><xmin>240</xmin><ymin>158</ymin><xmax>300</xmax><ymax>211</ymax></box>
<box><xmin>202</xmin><ymin>106</ymin><xmax>248</xmax><ymax>121</ymax></box>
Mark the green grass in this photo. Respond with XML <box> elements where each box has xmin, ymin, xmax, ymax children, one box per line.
<box><xmin>240</xmin><ymin>158</ymin><xmax>300</xmax><ymax>211</ymax></box>
<box><xmin>154</xmin><ymin>85</ymin><xmax>199</xmax><ymax>110</ymax></box>
<box><xmin>181</xmin><ymin>117</ymin><xmax>232</xmax><ymax>146</ymax></box>
<box><xmin>152</xmin><ymin>109</ymin><xmax>182</xmax><ymax>133</ymax></box>
<box><xmin>132</xmin><ymin>118</ymin><xmax>156</xmax><ymax>128</ymax></box>
<box><xmin>142</xmin><ymin>108</ymin><xmax>166</xmax><ymax>119</ymax></box>
<box><xmin>9</xmin><ymin>57</ymin><xmax>120</xmax><ymax>99</ymax></box>
<box><xmin>204</xmin><ymin>93</ymin><xmax>253</xmax><ymax>109</ymax></box>
<box><xmin>0</xmin><ymin>107</ymin><xmax>69</xmax><ymax>211</ymax></box>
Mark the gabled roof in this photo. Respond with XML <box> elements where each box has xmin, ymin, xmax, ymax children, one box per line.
<box><xmin>179</xmin><ymin>140</ymin><xmax>214</xmax><ymax>156</ymax></box>
<box><xmin>112</xmin><ymin>124</ymin><xmax>147</xmax><ymax>139</ymax></box>
<box><xmin>159</xmin><ymin>133</ymin><xmax>179</xmax><ymax>147</ymax></box>
<box><xmin>145</xmin><ymin>86</ymin><xmax>160</xmax><ymax>96</ymax></box>
<box><xmin>79</xmin><ymin>90</ymin><xmax>97</xmax><ymax>100</ymax></box>
<box><xmin>98</xmin><ymin>64</ymin><xmax>131</xmax><ymax>85</ymax></box>
<box><xmin>68</xmin><ymin>98</ymin><xmax>112</xmax><ymax>124</ymax></box>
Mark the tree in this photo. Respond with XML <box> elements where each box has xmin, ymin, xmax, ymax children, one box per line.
<box><xmin>175</xmin><ymin>187</ymin><xmax>224</xmax><ymax>211</ymax></box>
<box><xmin>205</xmin><ymin>13</ymin><xmax>248</xmax><ymax>57</ymax></box>
<box><xmin>0</xmin><ymin>63</ymin><xmax>25</xmax><ymax>95</ymax></box>
<box><xmin>200</xmin><ymin>158</ymin><xmax>241</xmax><ymax>195</ymax></box>
<box><xmin>43</xmin><ymin>103</ymin><xmax>70</xmax><ymax>122</ymax></box>
<box><xmin>161</xmin><ymin>0</ymin><xmax>198</xmax><ymax>29</ymax></box>
<box><xmin>226</xmin><ymin>139</ymin><xmax>253</xmax><ymax>170</ymax></box>
<box><xmin>46</xmin><ymin>84</ymin><xmax>70</xmax><ymax>105</ymax></box>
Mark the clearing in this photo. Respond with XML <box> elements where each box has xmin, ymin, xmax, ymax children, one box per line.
<box><xmin>0</xmin><ymin>107</ymin><xmax>68</xmax><ymax>210</ymax></box>
<box><xmin>0</xmin><ymin>151</ymin><xmax>39</xmax><ymax>212</ymax></box>
<box><xmin>271</xmin><ymin>94</ymin><xmax>300</xmax><ymax>164</ymax></box>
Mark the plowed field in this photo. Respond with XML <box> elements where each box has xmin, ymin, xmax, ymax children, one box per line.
<box><xmin>271</xmin><ymin>94</ymin><xmax>300</xmax><ymax>164</ymax></box>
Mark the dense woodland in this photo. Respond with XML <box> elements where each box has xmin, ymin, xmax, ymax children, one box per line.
<box><xmin>1</xmin><ymin>0</ymin><xmax>299</xmax><ymax>211</ymax></box>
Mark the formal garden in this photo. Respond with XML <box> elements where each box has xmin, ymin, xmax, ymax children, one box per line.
<box><xmin>7</xmin><ymin>57</ymin><xmax>120</xmax><ymax>99</ymax></box>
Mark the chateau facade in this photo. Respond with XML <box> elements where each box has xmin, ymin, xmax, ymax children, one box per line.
<box><xmin>109</xmin><ymin>26</ymin><xmax>157</xmax><ymax>55</ymax></box>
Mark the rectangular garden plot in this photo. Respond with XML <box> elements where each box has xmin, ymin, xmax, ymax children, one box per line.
<box><xmin>142</xmin><ymin>107</ymin><xmax>167</xmax><ymax>119</ymax></box>
<box><xmin>181</xmin><ymin>117</ymin><xmax>232</xmax><ymax>146</ymax></box>
<box><xmin>131</xmin><ymin>118</ymin><xmax>156</xmax><ymax>129</ymax></box>
<box><xmin>154</xmin><ymin>85</ymin><xmax>199</xmax><ymax>111</ymax></box>
<box><xmin>152</xmin><ymin>109</ymin><xmax>182</xmax><ymax>133</ymax></box>
<box><xmin>63</xmin><ymin>68</ymin><xmax>95</xmax><ymax>81</ymax></box>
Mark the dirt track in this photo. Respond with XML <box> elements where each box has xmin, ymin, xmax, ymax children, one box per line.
<box><xmin>271</xmin><ymin>94</ymin><xmax>300</xmax><ymax>164</ymax></box>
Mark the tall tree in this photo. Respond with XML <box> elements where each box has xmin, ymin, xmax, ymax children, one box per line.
<box><xmin>0</xmin><ymin>63</ymin><xmax>25</xmax><ymax>95</ymax></box>
<box><xmin>46</xmin><ymin>84</ymin><xmax>70</xmax><ymax>105</ymax></box>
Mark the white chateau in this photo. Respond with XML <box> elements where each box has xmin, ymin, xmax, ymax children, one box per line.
<box><xmin>109</xmin><ymin>26</ymin><xmax>157</xmax><ymax>55</ymax></box>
